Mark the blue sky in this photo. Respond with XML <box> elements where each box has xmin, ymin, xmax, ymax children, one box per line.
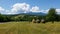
<box><xmin>0</xmin><ymin>0</ymin><xmax>60</xmax><ymax>14</ymax></box>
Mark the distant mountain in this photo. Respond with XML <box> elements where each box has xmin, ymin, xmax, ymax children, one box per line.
<box><xmin>2</xmin><ymin>12</ymin><xmax>46</xmax><ymax>16</ymax></box>
<box><xmin>19</xmin><ymin>12</ymin><xmax>46</xmax><ymax>16</ymax></box>
<box><xmin>26</xmin><ymin>12</ymin><xmax>46</xmax><ymax>15</ymax></box>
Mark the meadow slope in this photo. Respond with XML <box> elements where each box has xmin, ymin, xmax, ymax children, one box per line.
<box><xmin>0</xmin><ymin>22</ymin><xmax>60</xmax><ymax>34</ymax></box>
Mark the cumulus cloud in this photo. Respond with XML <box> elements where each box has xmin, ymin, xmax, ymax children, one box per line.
<box><xmin>56</xmin><ymin>9</ymin><xmax>60</xmax><ymax>14</ymax></box>
<box><xmin>30</xmin><ymin>6</ymin><xmax>49</xmax><ymax>14</ymax></box>
<box><xmin>0</xmin><ymin>7</ymin><xmax>5</xmax><ymax>14</ymax></box>
<box><xmin>30</xmin><ymin>6</ymin><xmax>40</xmax><ymax>12</ymax></box>
<box><xmin>0</xmin><ymin>3</ymin><xmax>30</xmax><ymax>14</ymax></box>
<box><xmin>41</xmin><ymin>9</ymin><xmax>60</xmax><ymax>14</ymax></box>
<box><xmin>0</xmin><ymin>7</ymin><xmax>5</xmax><ymax>12</ymax></box>
<box><xmin>0</xmin><ymin>3</ymin><xmax>53</xmax><ymax>14</ymax></box>
<box><xmin>0</xmin><ymin>3</ymin><xmax>60</xmax><ymax>14</ymax></box>
<box><xmin>43</xmin><ymin>9</ymin><xmax>49</xmax><ymax>14</ymax></box>
<box><xmin>39</xmin><ymin>9</ymin><xmax>49</xmax><ymax>14</ymax></box>
<box><xmin>11</xmin><ymin>3</ymin><xmax>30</xmax><ymax>14</ymax></box>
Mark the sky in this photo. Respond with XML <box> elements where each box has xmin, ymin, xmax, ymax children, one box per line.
<box><xmin>0</xmin><ymin>0</ymin><xmax>60</xmax><ymax>14</ymax></box>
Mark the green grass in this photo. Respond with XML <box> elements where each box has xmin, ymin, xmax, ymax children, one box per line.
<box><xmin>0</xmin><ymin>22</ymin><xmax>60</xmax><ymax>34</ymax></box>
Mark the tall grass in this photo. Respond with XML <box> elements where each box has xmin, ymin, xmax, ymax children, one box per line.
<box><xmin>0</xmin><ymin>22</ymin><xmax>60</xmax><ymax>34</ymax></box>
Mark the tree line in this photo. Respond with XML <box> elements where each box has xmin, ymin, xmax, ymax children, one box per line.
<box><xmin>0</xmin><ymin>8</ymin><xmax>60</xmax><ymax>23</ymax></box>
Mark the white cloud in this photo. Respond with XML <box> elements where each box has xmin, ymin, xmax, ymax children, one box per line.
<box><xmin>30</xmin><ymin>6</ymin><xmax>40</xmax><ymax>12</ymax></box>
<box><xmin>0</xmin><ymin>3</ymin><xmax>30</xmax><ymax>14</ymax></box>
<box><xmin>30</xmin><ymin>6</ymin><xmax>49</xmax><ymax>14</ymax></box>
<box><xmin>0</xmin><ymin>3</ymin><xmax>60</xmax><ymax>15</ymax></box>
<box><xmin>0</xmin><ymin>7</ymin><xmax>5</xmax><ymax>12</ymax></box>
<box><xmin>0</xmin><ymin>7</ymin><xmax>5</xmax><ymax>14</ymax></box>
<box><xmin>5</xmin><ymin>10</ymin><xmax>19</xmax><ymax>14</ymax></box>
<box><xmin>43</xmin><ymin>9</ymin><xmax>60</xmax><ymax>14</ymax></box>
<box><xmin>56</xmin><ymin>9</ymin><xmax>60</xmax><ymax>14</ymax></box>
<box><xmin>41</xmin><ymin>9</ymin><xmax>60</xmax><ymax>14</ymax></box>
<box><xmin>0</xmin><ymin>7</ymin><xmax>5</xmax><ymax>11</ymax></box>
<box><xmin>11</xmin><ymin>3</ymin><xmax>30</xmax><ymax>13</ymax></box>
<box><xmin>0</xmin><ymin>3</ymin><xmax>51</xmax><ymax>14</ymax></box>
<box><xmin>43</xmin><ymin>9</ymin><xmax>49</xmax><ymax>14</ymax></box>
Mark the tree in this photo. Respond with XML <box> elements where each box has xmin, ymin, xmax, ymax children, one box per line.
<box><xmin>0</xmin><ymin>14</ymin><xmax>8</xmax><ymax>22</ymax></box>
<box><xmin>46</xmin><ymin>8</ymin><xmax>58</xmax><ymax>23</ymax></box>
<box><xmin>0</xmin><ymin>14</ymin><xmax>4</xmax><ymax>22</ymax></box>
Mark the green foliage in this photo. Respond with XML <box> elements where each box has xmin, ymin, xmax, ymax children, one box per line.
<box><xmin>0</xmin><ymin>14</ymin><xmax>7</xmax><ymax>22</ymax></box>
<box><xmin>46</xmin><ymin>8</ymin><xmax>59</xmax><ymax>22</ymax></box>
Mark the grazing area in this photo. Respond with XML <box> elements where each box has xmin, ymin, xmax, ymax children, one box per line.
<box><xmin>0</xmin><ymin>22</ymin><xmax>60</xmax><ymax>34</ymax></box>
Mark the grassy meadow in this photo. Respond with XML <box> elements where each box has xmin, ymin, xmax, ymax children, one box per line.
<box><xmin>0</xmin><ymin>22</ymin><xmax>60</xmax><ymax>34</ymax></box>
